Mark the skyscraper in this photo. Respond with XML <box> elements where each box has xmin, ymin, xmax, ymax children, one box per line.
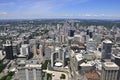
<box><xmin>51</xmin><ymin>52</ymin><xmax>57</xmax><ymax>67</ymax></box>
<box><xmin>102</xmin><ymin>39</ymin><xmax>112</xmax><ymax>61</ymax></box>
<box><xmin>101</xmin><ymin>62</ymin><xmax>119</xmax><ymax>80</ymax></box>
<box><xmin>3</xmin><ymin>40</ymin><xmax>13</xmax><ymax>59</ymax></box>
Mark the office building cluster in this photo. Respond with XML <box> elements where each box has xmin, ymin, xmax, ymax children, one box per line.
<box><xmin>0</xmin><ymin>20</ymin><xmax>120</xmax><ymax>80</ymax></box>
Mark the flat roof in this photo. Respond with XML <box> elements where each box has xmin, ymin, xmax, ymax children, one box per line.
<box><xmin>55</xmin><ymin>62</ymin><xmax>63</xmax><ymax>67</ymax></box>
<box><xmin>17</xmin><ymin>54</ymin><xmax>26</xmax><ymax>57</ymax></box>
<box><xmin>25</xmin><ymin>64</ymin><xmax>42</xmax><ymax>68</ymax></box>
<box><xmin>85</xmin><ymin>72</ymin><xmax>99</xmax><ymax>80</ymax></box>
<box><xmin>74</xmin><ymin>34</ymin><xmax>81</xmax><ymax>37</ymax></box>
<box><xmin>103</xmin><ymin>39</ymin><xmax>112</xmax><ymax>44</ymax></box>
<box><xmin>75</xmin><ymin>54</ymin><xmax>83</xmax><ymax>61</ymax></box>
<box><xmin>104</xmin><ymin>62</ymin><xmax>118</xmax><ymax>68</ymax></box>
<box><xmin>3</xmin><ymin>44</ymin><xmax>12</xmax><ymax>46</ymax></box>
<box><xmin>80</xmin><ymin>61</ymin><xmax>95</xmax><ymax>66</ymax></box>
<box><xmin>21</xmin><ymin>44</ymin><xmax>29</xmax><ymax>47</ymax></box>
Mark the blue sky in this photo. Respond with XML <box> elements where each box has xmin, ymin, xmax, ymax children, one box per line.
<box><xmin>0</xmin><ymin>0</ymin><xmax>120</xmax><ymax>19</ymax></box>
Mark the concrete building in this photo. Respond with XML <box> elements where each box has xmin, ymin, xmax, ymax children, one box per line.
<box><xmin>0</xmin><ymin>50</ymin><xmax>5</xmax><ymax>60</ymax></box>
<box><xmin>115</xmin><ymin>34</ymin><xmax>120</xmax><ymax>45</ymax></box>
<box><xmin>20</xmin><ymin>44</ymin><xmax>30</xmax><ymax>59</ymax></box>
<box><xmin>112</xmin><ymin>48</ymin><xmax>120</xmax><ymax>80</ymax></box>
<box><xmin>17</xmin><ymin>59</ymin><xmax>42</xmax><ymax>80</ymax></box>
<box><xmin>51</xmin><ymin>52</ymin><xmax>57</xmax><ymax>67</ymax></box>
<box><xmin>44</xmin><ymin>46</ymin><xmax>52</xmax><ymax>59</ymax></box>
<box><xmin>102</xmin><ymin>39</ymin><xmax>112</xmax><ymax>61</ymax></box>
<box><xmin>114</xmin><ymin>55</ymin><xmax>120</xmax><ymax>80</ymax></box>
<box><xmin>93</xmin><ymin>33</ymin><xmax>102</xmax><ymax>44</ymax></box>
<box><xmin>86</xmin><ymin>38</ymin><xmax>97</xmax><ymax>51</ymax></box>
<box><xmin>51</xmin><ymin>47</ymin><xmax>66</xmax><ymax>67</ymax></box>
<box><xmin>101</xmin><ymin>62</ymin><xmax>119</xmax><ymax>80</ymax></box>
<box><xmin>69</xmin><ymin>45</ymin><xmax>85</xmax><ymax>80</ymax></box>
<box><xmin>38</xmin><ymin>44</ymin><xmax>44</xmax><ymax>58</ymax></box>
<box><xmin>12</xmin><ymin>43</ymin><xmax>19</xmax><ymax>57</ymax></box>
<box><xmin>57</xmin><ymin>34</ymin><xmax>66</xmax><ymax>44</ymax></box>
<box><xmin>32</xmin><ymin>44</ymin><xmax>37</xmax><ymax>58</ymax></box>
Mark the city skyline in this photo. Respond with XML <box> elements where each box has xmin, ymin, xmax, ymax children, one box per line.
<box><xmin>0</xmin><ymin>0</ymin><xmax>120</xmax><ymax>19</ymax></box>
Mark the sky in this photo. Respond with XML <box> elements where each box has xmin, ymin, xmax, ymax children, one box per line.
<box><xmin>0</xmin><ymin>0</ymin><xmax>120</xmax><ymax>19</ymax></box>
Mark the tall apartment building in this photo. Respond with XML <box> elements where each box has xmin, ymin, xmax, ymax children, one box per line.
<box><xmin>101</xmin><ymin>62</ymin><xmax>119</xmax><ymax>80</ymax></box>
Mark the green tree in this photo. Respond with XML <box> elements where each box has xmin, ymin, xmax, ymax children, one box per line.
<box><xmin>42</xmin><ymin>60</ymin><xmax>50</xmax><ymax>70</ymax></box>
<box><xmin>60</xmin><ymin>74</ymin><xmax>66</xmax><ymax>79</ymax></box>
<box><xmin>6</xmin><ymin>76</ymin><xmax>11</xmax><ymax>80</ymax></box>
<box><xmin>47</xmin><ymin>73</ymin><xmax>52</xmax><ymax>80</ymax></box>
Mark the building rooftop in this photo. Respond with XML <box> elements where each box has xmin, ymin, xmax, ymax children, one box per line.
<box><xmin>103</xmin><ymin>39</ymin><xmax>112</xmax><ymax>44</ymax></box>
<box><xmin>85</xmin><ymin>72</ymin><xmax>100</xmax><ymax>80</ymax></box>
<box><xmin>18</xmin><ymin>60</ymin><xmax>26</xmax><ymax>65</ymax></box>
<box><xmin>21</xmin><ymin>44</ymin><xmax>29</xmax><ymax>47</ymax></box>
<box><xmin>104</xmin><ymin>62</ymin><xmax>118</xmax><ymax>68</ymax></box>
<box><xmin>80</xmin><ymin>61</ymin><xmax>95</xmax><ymax>67</ymax></box>
<box><xmin>25</xmin><ymin>64</ymin><xmax>42</xmax><ymax>68</ymax></box>
<box><xmin>75</xmin><ymin>54</ymin><xmax>83</xmax><ymax>61</ymax></box>
<box><xmin>3</xmin><ymin>44</ymin><xmax>12</xmax><ymax>46</ymax></box>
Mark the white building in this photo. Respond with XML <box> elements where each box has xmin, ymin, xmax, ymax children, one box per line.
<box><xmin>20</xmin><ymin>44</ymin><xmax>30</xmax><ymax>57</ymax></box>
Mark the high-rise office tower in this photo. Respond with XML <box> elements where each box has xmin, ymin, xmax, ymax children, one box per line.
<box><xmin>89</xmin><ymin>32</ymin><xmax>93</xmax><ymax>38</ymax></box>
<box><xmin>3</xmin><ymin>40</ymin><xmax>13</xmax><ymax>59</ymax></box>
<box><xmin>68</xmin><ymin>30</ymin><xmax>74</xmax><ymax>37</ymax></box>
<box><xmin>101</xmin><ymin>62</ymin><xmax>119</xmax><ymax>80</ymax></box>
<box><xmin>58</xmin><ymin>34</ymin><xmax>66</xmax><ymax>44</ymax></box>
<box><xmin>86</xmin><ymin>29</ymin><xmax>89</xmax><ymax>35</ymax></box>
<box><xmin>12</xmin><ymin>43</ymin><xmax>19</xmax><ymax>57</ymax></box>
<box><xmin>59</xmin><ymin>48</ymin><xmax>66</xmax><ymax>67</ymax></box>
<box><xmin>102</xmin><ymin>39</ymin><xmax>112</xmax><ymax>61</ymax></box>
<box><xmin>51</xmin><ymin>52</ymin><xmax>57</xmax><ymax>67</ymax></box>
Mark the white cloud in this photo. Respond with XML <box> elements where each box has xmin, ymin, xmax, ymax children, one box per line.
<box><xmin>0</xmin><ymin>12</ymin><xmax>7</xmax><ymax>15</ymax></box>
<box><xmin>82</xmin><ymin>14</ymin><xmax>106</xmax><ymax>17</ymax></box>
